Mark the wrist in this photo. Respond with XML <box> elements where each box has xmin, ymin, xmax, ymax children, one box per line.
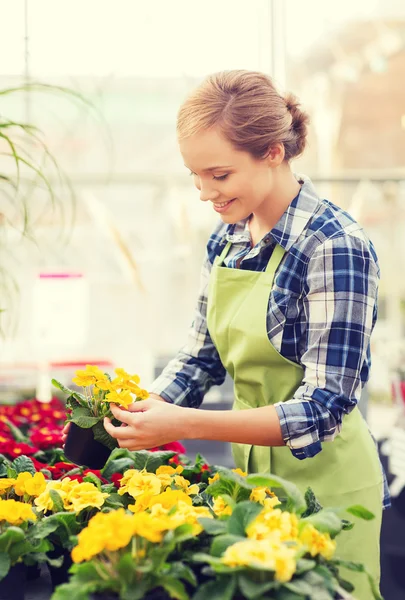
<box><xmin>182</xmin><ymin>408</ymin><xmax>200</xmax><ymax>440</ymax></box>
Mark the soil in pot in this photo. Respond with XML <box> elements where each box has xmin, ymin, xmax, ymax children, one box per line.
<box><xmin>64</xmin><ymin>422</ymin><xmax>112</xmax><ymax>469</ymax></box>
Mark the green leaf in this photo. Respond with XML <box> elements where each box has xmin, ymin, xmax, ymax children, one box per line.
<box><xmin>274</xmin><ymin>589</ymin><xmax>306</xmax><ymax>599</ymax></box>
<box><xmin>4</xmin><ymin>419</ymin><xmax>28</xmax><ymax>443</ymax></box>
<box><xmin>71</xmin><ymin>410</ymin><xmax>100</xmax><ymax>429</ymax></box>
<box><xmin>295</xmin><ymin>558</ymin><xmax>316</xmax><ymax>574</ymax></box>
<box><xmin>168</xmin><ymin>561</ymin><xmax>197</xmax><ymax>587</ymax></box>
<box><xmin>50</xmin><ymin>582</ymin><xmax>92</xmax><ymax>600</ymax></box>
<box><xmin>12</xmin><ymin>455</ymin><xmax>36</xmax><ymax>475</ymax></box>
<box><xmin>302</xmin><ymin>487</ymin><xmax>323</xmax><ymax>517</ymax></box>
<box><xmin>131</xmin><ymin>450</ymin><xmax>176</xmax><ymax>472</ymax></box>
<box><xmin>283</xmin><ymin>578</ymin><xmax>314</xmax><ymax>596</ymax></box>
<box><xmin>92</xmin><ymin>420</ymin><xmax>117</xmax><ymax>450</ymax></box>
<box><xmin>237</xmin><ymin>572</ymin><xmax>278</xmax><ymax>599</ymax></box>
<box><xmin>83</xmin><ymin>472</ymin><xmax>102</xmax><ymax>490</ymax></box>
<box><xmin>0</xmin><ymin>527</ymin><xmax>25</xmax><ymax>553</ymax></box>
<box><xmin>210</xmin><ymin>534</ymin><xmax>246</xmax><ymax>558</ymax></box>
<box><xmin>197</xmin><ymin>517</ymin><xmax>227</xmax><ymax>535</ymax></box>
<box><xmin>0</xmin><ymin>552</ymin><xmax>11</xmax><ymax>580</ymax></box>
<box><xmin>345</xmin><ymin>505</ymin><xmax>375</xmax><ymax>521</ymax></box>
<box><xmin>49</xmin><ymin>489</ymin><xmax>65</xmax><ymax>513</ymax></box>
<box><xmin>102</xmin><ymin>457</ymin><xmax>136</xmax><ymax>479</ymax></box>
<box><xmin>51</xmin><ymin>379</ymin><xmax>75</xmax><ymax>395</ymax></box>
<box><xmin>246</xmin><ymin>473</ymin><xmax>306</xmax><ymax>515</ymax></box>
<box><xmin>300</xmin><ymin>509</ymin><xmax>343</xmax><ymax>537</ymax></box>
<box><xmin>227</xmin><ymin>501</ymin><xmax>263</xmax><ymax>537</ymax></box>
<box><xmin>192</xmin><ymin>576</ymin><xmax>237</xmax><ymax>600</ymax></box>
<box><xmin>160</xmin><ymin>575</ymin><xmax>189</xmax><ymax>600</ymax></box>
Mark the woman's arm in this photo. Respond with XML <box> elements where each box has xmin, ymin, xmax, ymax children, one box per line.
<box><xmin>105</xmin><ymin>399</ymin><xmax>285</xmax><ymax>450</ymax></box>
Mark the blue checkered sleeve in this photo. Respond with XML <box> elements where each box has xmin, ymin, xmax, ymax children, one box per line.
<box><xmin>274</xmin><ymin>234</ymin><xmax>380</xmax><ymax>459</ymax></box>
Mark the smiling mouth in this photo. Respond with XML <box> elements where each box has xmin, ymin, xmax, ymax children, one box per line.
<box><xmin>213</xmin><ymin>199</ymin><xmax>235</xmax><ymax>208</ymax></box>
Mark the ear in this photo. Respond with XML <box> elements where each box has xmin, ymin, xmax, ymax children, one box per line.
<box><xmin>265</xmin><ymin>143</ymin><xmax>285</xmax><ymax>167</ymax></box>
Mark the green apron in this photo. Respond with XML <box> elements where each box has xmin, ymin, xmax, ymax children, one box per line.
<box><xmin>207</xmin><ymin>240</ymin><xmax>383</xmax><ymax>600</ymax></box>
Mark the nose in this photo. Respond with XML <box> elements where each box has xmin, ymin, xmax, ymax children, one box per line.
<box><xmin>198</xmin><ymin>181</ymin><xmax>220</xmax><ymax>203</ymax></box>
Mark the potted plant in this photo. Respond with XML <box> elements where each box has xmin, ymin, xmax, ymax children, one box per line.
<box><xmin>52</xmin><ymin>365</ymin><xmax>149</xmax><ymax>469</ymax></box>
<box><xmin>190</xmin><ymin>468</ymin><xmax>382</xmax><ymax>600</ymax></box>
<box><xmin>0</xmin><ymin>463</ymin><xmax>53</xmax><ymax>600</ymax></box>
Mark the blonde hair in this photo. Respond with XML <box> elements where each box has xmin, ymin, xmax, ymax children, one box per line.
<box><xmin>177</xmin><ymin>70</ymin><xmax>309</xmax><ymax>161</ymax></box>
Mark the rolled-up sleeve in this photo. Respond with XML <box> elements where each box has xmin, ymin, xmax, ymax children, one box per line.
<box><xmin>274</xmin><ymin>234</ymin><xmax>380</xmax><ymax>459</ymax></box>
<box><xmin>149</xmin><ymin>251</ymin><xmax>227</xmax><ymax>407</ymax></box>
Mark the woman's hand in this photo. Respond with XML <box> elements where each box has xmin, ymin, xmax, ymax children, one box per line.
<box><xmin>103</xmin><ymin>399</ymin><xmax>190</xmax><ymax>450</ymax></box>
<box><xmin>60</xmin><ymin>394</ymin><xmax>167</xmax><ymax>445</ymax></box>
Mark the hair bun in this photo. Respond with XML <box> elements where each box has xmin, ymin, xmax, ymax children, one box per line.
<box><xmin>284</xmin><ymin>92</ymin><xmax>310</xmax><ymax>157</ymax></box>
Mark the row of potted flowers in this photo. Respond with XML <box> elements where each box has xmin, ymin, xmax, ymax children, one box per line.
<box><xmin>0</xmin><ymin>448</ymin><xmax>381</xmax><ymax>600</ymax></box>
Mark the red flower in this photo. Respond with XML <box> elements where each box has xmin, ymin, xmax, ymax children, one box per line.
<box><xmin>110</xmin><ymin>473</ymin><xmax>123</xmax><ymax>489</ymax></box>
<box><xmin>200</xmin><ymin>463</ymin><xmax>210</xmax><ymax>472</ymax></box>
<box><xmin>30</xmin><ymin>429</ymin><xmax>63</xmax><ymax>450</ymax></box>
<box><xmin>53</xmin><ymin>462</ymin><xmax>76</xmax><ymax>471</ymax></box>
<box><xmin>0</xmin><ymin>442</ymin><xmax>39</xmax><ymax>458</ymax></box>
<box><xmin>160</xmin><ymin>441</ymin><xmax>186</xmax><ymax>454</ymax></box>
<box><xmin>168</xmin><ymin>455</ymin><xmax>182</xmax><ymax>465</ymax></box>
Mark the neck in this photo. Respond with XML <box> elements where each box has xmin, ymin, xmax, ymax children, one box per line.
<box><xmin>250</xmin><ymin>164</ymin><xmax>301</xmax><ymax>239</ymax></box>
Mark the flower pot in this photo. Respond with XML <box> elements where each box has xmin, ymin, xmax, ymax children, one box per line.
<box><xmin>64</xmin><ymin>422</ymin><xmax>112</xmax><ymax>469</ymax></box>
<box><xmin>47</xmin><ymin>546</ymin><xmax>73</xmax><ymax>589</ymax></box>
<box><xmin>0</xmin><ymin>563</ymin><xmax>27</xmax><ymax>600</ymax></box>
<box><xmin>26</xmin><ymin>562</ymin><xmax>41</xmax><ymax>581</ymax></box>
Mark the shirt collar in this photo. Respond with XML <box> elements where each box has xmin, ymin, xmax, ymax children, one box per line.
<box><xmin>223</xmin><ymin>174</ymin><xmax>321</xmax><ymax>251</ymax></box>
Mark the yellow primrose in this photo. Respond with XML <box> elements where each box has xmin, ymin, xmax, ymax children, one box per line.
<box><xmin>222</xmin><ymin>538</ymin><xmax>297</xmax><ymax>582</ymax></box>
<box><xmin>247</xmin><ymin>508</ymin><xmax>299</xmax><ymax>542</ymax></box>
<box><xmin>24</xmin><ymin>472</ymin><xmax>47</xmax><ymax>497</ymax></box>
<box><xmin>173</xmin><ymin>475</ymin><xmax>199</xmax><ymax>495</ymax></box>
<box><xmin>34</xmin><ymin>478</ymin><xmax>80</xmax><ymax>512</ymax></box>
<box><xmin>299</xmin><ymin>524</ymin><xmax>336</xmax><ymax>560</ymax></box>
<box><xmin>208</xmin><ymin>472</ymin><xmax>220</xmax><ymax>484</ymax></box>
<box><xmin>147</xmin><ymin>489</ymin><xmax>192</xmax><ymax>509</ymax></box>
<box><xmin>131</xmin><ymin>511</ymin><xmax>174</xmax><ymax>543</ymax></box>
<box><xmin>119</xmin><ymin>470</ymin><xmax>162</xmax><ymax>499</ymax></box>
<box><xmin>249</xmin><ymin>487</ymin><xmax>275</xmax><ymax>505</ymax></box>
<box><xmin>72</xmin><ymin>508</ymin><xmax>137</xmax><ymax>563</ymax></box>
<box><xmin>212</xmin><ymin>496</ymin><xmax>233</xmax><ymax>517</ymax></box>
<box><xmin>0</xmin><ymin>499</ymin><xmax>37</xmax><ymax>525</ymax></box>
<box><xmin>232</xmin><ymin>468</ymin><xmax>247</xmax><ymax>477</ymax></box>
<box><xmin>115</xmin><ymin>368</ymin><xmax>140</xmax><ymax>384</ymax></box>
<box><xmin>136</xmin><ymin>389</ymin><xmax>149</xmax><ymax>400</ymax></box>
<box><xmin>66</xmin><ymin>482</ymin><xmax>108</xmax><ymax>512</ymax></box>
<box><xmin>14</xmin><ymin>472</ymin><xmax>33</xmax><ymax>496</ymax></box>
<box><xmin>156</xmin><ymin>465</ymin><xmax>184</xmax><ymax>476</ymax></box>
<box><xmin>0</xmin><ymin>478</ymin><xmax>16</xmax><ymax>494</ymax></box>
<box><xmin>72</xmin><ymin>365</ymin><xmax>108</xmax><ymax>387</ymax></box>
<box><xmin>104</xmin><ymin>389</ymin><xmax>133</xmax><ymax>408</ymax></box>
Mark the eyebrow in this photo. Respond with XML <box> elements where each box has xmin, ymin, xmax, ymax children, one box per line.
<box><xmin>185</xmin><ymin>165</ymin><xmax>233</xmax><ymax>172</ymax></box>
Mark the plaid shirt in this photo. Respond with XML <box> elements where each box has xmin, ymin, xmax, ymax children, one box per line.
<box><xmin>151</xmin><ymin>175</ymin><xmax>390</xmax><ymax>508</ymax></box>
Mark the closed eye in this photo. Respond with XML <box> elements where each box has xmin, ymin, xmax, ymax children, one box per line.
<box><xmin>188</xmin><ymin>171</ymin><xmax>229</xmax><ymax>181</ymax></box>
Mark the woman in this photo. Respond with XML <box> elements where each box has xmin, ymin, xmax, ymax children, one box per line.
<box><xmin>66</xmin><ymin>70</ymin><xmax>389</xmax><ymax>598</ymax></box>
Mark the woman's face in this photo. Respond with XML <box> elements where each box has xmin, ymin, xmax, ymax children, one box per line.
<box><xmin>179</xmin><ymin>127</ymin><xmax>275</xmax><ymax>224</ymax></box>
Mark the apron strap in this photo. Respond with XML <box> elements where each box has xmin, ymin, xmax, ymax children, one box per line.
<box><xmin>265</xmin><ymin>244</ymin><xmax>286</xmax><ymax>274</ymax></box>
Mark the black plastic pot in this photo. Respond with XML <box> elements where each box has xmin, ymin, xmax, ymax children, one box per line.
<box><xmin>47</xmin><ymin>546</ymin><xmax>73</xmax><ymax>590</ymax></box>
<box><xmin>64</xmin><ymin>422</ymin><xmax>112</xmax><ymax>469</ymax></box>
<box><xmin>0</xmin><ymin>563</ymin><xmax>27</xmax><ymax>600</ymax></box>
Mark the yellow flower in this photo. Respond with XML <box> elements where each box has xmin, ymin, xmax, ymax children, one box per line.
<box><xmin>0</xmin><ymin>478</ymin><xmax>16</xmax><ymax>494</ymax></box>
<box><xmin>247</xmin><ymin>508</ymin><xmax>298</xmax><ymax>542</ymax></box>
<box><xmin>104</xmin><ymin>389</ymin><xmax>133</xmax><ymax>408</ymax></box>
<box><xmin>173</xmin><ymin>475</ymin><xmax>198</xmax><ymax>495</ymax></box>
<box><xmin>222</xmin><ymin>538</ymin><xmax>297</xmax><ymax>582</ymax></box>
<box><xmin>115</xmin><ymin>368</ymin><xmax>140</xmax><ymax>384</ymax></box>
<box><xmin>212</xmin><ymin>496</ymin><xmax>233</xmax><ymax>517</ymax></box>
<box><xmin>155</xmin><ymin>465</ymin><xmax>185</xmax><ymax>489</ymax></box>
<box><xmin>147</xmin><ymin>489</ymin><xmax>192</xmax><ymax>509</ymax></box>
<box><xmin>156</xmin><ymin>465</ymin><xmax>183</xmax><ymax>476</ymax></box>
<box><xmin>232</xmin><ymin>468</ymin><xmax>247</xmax><ymax>477</ymax></box>
<box><xmin>72</xmin><ymin>365</ymin><xmax>108</xmax><ymax>388</ymax></box>
<box><xmin>0</xmin><ymin>499</ymin><xmax>37</xmax><ymax>525</ymax></box>
<box><xmin>14</xmin><ymin>472</ymin><xmax>33</xmax><ymax>496</ymax></box>
<box><xmin>136</xmin><ymin>389</ymin><xmax>149</xmax><ymax>400</ymax></box>
<box><xmin>208</xmin><ymin>472</ymin><xmax>220</xmax><ymax>484</ymax></box>
<box><xmin>35</xmin><ymin>478</ymin><xmax>80</xmax><ymax>512</ymax></box>
<box><xmin>299</xmin><ymin>524</ymin><xmax>336</xmax><ymax>560</ymax></box>
<box><xmin>249</xmin><ymin>487</ymin><xmax>277</xmax><ymax>505</ymax></box>
<box><xmin>24</xmin><ymin>472</ymin><xmax>47</xmax><ymax>497</ymax></box>
<box><xmin>118</xmin><ymin>470</ymin><xmax>162</xmax><ymax>499</ymax></box>
<box><xmin>263</xmin><ymin>496</ymin><xmax>281</xmax><ymax>510</ymax></box>
<box><xmin>72</xmin><ymin>509</ymin><xmax>135</xmax><ymax>563</ymax></box>
<box><xmin>66</xmin><ymin>482</ymin><xmax>108</xmax><ymax>512</ymax></box>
